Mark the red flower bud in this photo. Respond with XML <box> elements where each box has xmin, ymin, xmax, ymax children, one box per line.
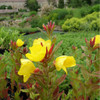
<box><xmin>72</xmin><ymin>45</ymin><xmax>77</xmax><ymax>50</ymax></box>
<box><xmin>49</xmin><ymin>44</ymin><xmax>54</xmax><ymax>55</ymax></box>
<box><xmin>23</xmin><ymin>47</ymin><xmax>28</xmax><ymax>54</ymax></box>
<box><xmin>43</xmin><ymin>24</ymin><xmax>47</xmax><ymax>31</ymax></box>
<box><xmin>85</xmin><ymin>38</ymin><xmax>88</xmax><ymax>43</ymax></box>
<box><xmin>90</xmin><ymin>37</ymin><xmax>95</xmax><ymax>47</ymax></box>
<box><xmin>51</xmin><ymin>22</ymin><xmax>55</xmax><ymax>30</ymax></box>
<box><xmin>75</xmin><ymin>70</ymin><xmax>78</xmax><ymax>74</ymax></box>
<box><xmin>11</xmin><ymin>40</ymin><xmax>13</xmax><ymax>46</ymax></box>
<box><xmin>34</xmin><ymin>68</ymin><xmax>40</xmax><ymax>73</ymax></box>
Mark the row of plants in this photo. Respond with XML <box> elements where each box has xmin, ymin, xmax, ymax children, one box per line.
<box><xmin>0</xmin><ymin>22</ymin><xmax>100</xmax><ymax>100</ymax></box>
<box><xmin>62</xmin><ymin>12</ymin><xmax>100</xmax><ymax>32</ymax></box>
<box><xmin>19</xmin><ymin>4</ymin><xmax>100</xmax><ymax>29</ymax></box>
<box><xmin>0</xmin><ymin>5</ymin><xmax>12</xmax><ymax>9</ymax></box>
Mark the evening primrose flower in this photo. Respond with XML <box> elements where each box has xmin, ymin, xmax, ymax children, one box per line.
<box><xmin>16</xmin><ymin>39</ymin><xmax>24</xmax><ymax>47</ymax></box>
<box><xmin>18</xmin><ymin>59</ymin><xmax>36</xmax><ymax>82</ymax></box>
<box><xmin>92</xmin><ymin>35</ymin><xmax>100</xmax><ymax>47</ymax></box>
<box><xmin>54</xmin><ymin>56</ymin><xmax>76</xmax><ymax>74</ymax></box>
<box><xmin>33</xmin><ymin>38</ymin><xmax>51</xmax><ymax>51</ymax></box>
<box><xmin>26</xmin><ymin>38</ymin><xmax>51</xmax><ymax>62</ymax></box>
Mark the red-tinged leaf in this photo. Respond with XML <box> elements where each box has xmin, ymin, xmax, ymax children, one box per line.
<box><xmin>56</xmin><ymin>75</ymin><xmax>66</xmax><ymax>86</ymax></box>
<box><xmin>53</xmin><ymin>86</ymin><xmax>59</xmax><ymax>97</ymax></box>
<box><xmin>2</xmin><ymin>88</ymin><xmax>9</xmax><ymax>98</ymax></box>
<box><xmin>7</xmin><ymin>96</ymin><xmax>10</xmax><ymax>100</ymax></box>
<box><xmin>53</xmin><ymin>87</ymin><xmax>64</xmax><ymax>100</ymax></box>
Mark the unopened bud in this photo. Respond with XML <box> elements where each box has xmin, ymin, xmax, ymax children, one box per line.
<box><xmin>49</xmin><ymin>44</ymin><xmax>54</xmax><ymax>55</ymax></box>
<box><xmin>43</xmin><ymin>24</ymin><xmax>47</xmax><ymax>31</ymax></box>
<box><xmin>23</xmin><ymin>47</ymin><xmax>28</xmax><ymax>54</ymax></box>
<box><xmin>90</xmin><ymin>37</ymin><xmax>95</xmax><ymax>47</ymax></box>
<box><xmin>85</xmin><ymin>38</ymin><xmax>88</xmax><ymax>43</ymax></box>
<box><xmin>72</xmin><ymin>45</ymin><xmax>77</xmax><ymax>50</ymax></box>
<box><xmin>75</xmin><ymin>70</ymin><xmax>78</xmax><ymax>74</ymax></box>
<box><xmin>34</xmin><ymin>68</ymin><xmax>40</xmax><ymax>73</ymax></box>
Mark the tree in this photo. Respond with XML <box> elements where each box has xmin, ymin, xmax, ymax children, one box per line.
<box><xmin>25</xmin><ymin>0</ymin><xmax>40</xmax><ymax>11</ymax></box>
<box><xmin>58</xmin><ymin>0</ymin><xmax>64</xmax><ymax>8</ymax></box>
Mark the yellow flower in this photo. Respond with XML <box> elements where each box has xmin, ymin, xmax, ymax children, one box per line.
<box><xmin>18</xmin><ymin>59</ymin><xmax>36</xmax><ymax>82</ymax></box>
<box><xmin>33</xmin><ymin>38</ymin><xmax>51</xmax><ymax>51</ymax></box>
<box><xmin>26</xmin><ymin>38</ymin><xmax>51</xmax><ymax>62</ymax></box>
<box><xmin>54</xmin><ymin>56</ymin><xmax>76</xmax><ymax>74</ymax></box>
<box><xmin>92</xmin><ymin>35</ymin><xmax>100</xmax><ymax>47</ymax></box>
<box><xmin>16</xmin><ymin>39</ymin><xmax>24</xmax><ymax>47</ymax></box>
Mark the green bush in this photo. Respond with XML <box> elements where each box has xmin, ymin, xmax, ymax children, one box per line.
<box><xmin>89</xmin><ymin>4</ymin><xmax>100</xmax><ymax>13</ymax></box>
<box><xmin>0</xmin><ymin>27</ymin><xmax>22</xmax><ymax>49</ymax></box>
<box><xmin>90</xmin><ymin>19</ymin><xmax>100</xmax><ymax>31</ymax></box>
<box><xmin>0</xmin><ymin>5</ymin><xmax>6</xmax><ymax>9</ymax></box>
<box><xmin>25</xmin><ymin>0</ymin><xmax>40</xmax><ymax>11</ymax></box>
<box><xmin>29</xmin><ymin>11</ymin><xmax>37</xmax><ymax>16</ymax></box>
<box><xmin>18</xmin><ymin>9</ymin><xmax>27</xmax><ymax>12</ymax></box>
<box><xmin>48</xmin><ymin>9</ymin><xmax>73</xmax><ymax>24</ymax></box>
<box><xmin>0</xmin><ymin>17</ymin><xmax>6</xmax><ymax>21</ymax></box>
<box><xmin>62</xmin><ymin>18</ymin><xmax>84</xmax><ymax>32</ymax></box>
<box><xmin>0</xmin><ymin>5</ymin><xmax>12</xmax><ymax>9</ymax></box>
<box><xmin>7</xmin><ymin>6</ymin><xmax>12</xmax><ymax>9</ymax></box>
<box><xmin>58</xmin><ymin>0</ymin><xmax>64</xmax><ymax>8</ymax></box>
<box><xmin>62</xmin><ymin>12</ymin><xmax>100</xmax><ymax>32</ymax></box>
<box><xmin>29</xmin><ymin>16</ymin><xmax>48</xmax><ymax>28</ymax></box>
<box><xmin>15</xmin><ymin>27</ymin><xmax>39</xmax><ymax>33</ymax></box>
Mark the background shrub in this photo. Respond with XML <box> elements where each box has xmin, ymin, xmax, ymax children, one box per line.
<box><xmin>29</xmin><ymin>15</ymin><xmax>48</xmax><ymax>28</ymax></box>
<box><xmin>0</xmin><ymin>27</ymin><xmax>22</xmax><ymax>49</ymax></box>
<box><xmin>58</xmin><ymin>0</ymin><xmax>64</xmax><ymax>8</ymax></box>
<box><xmin>25</xmin><ymin>0</ymin><xmax>40</xmax><ymax>11</ymax></box>
<box><xmin>90</xmin><ymin>19</ymin><xmax>100</xmax><ymax>31</ymax></box>
<box><xmin>62</xmin><ymin>18</ymin><xmax>84</xmax><ymax>32</ymax></box>
<box><xmin>62</xmin><ymin>12</ymin><xmax>100</xmax><ymax>32</ymax></box>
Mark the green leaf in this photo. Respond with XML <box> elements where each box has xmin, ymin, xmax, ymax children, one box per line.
<box><xmin>30</xmin><ymin>92</ymin><xmax>39</xmax><ymax>99</ymax></box>
<box><xmin>21</xmin><ymin>89</ymin><xmax>29</xmax><ymax>93</ymax></box>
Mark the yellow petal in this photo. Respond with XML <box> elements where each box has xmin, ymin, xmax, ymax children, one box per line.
<box><xmin>18</xmin><ymin>59</ymin><xmax>36</xmax><ymax>82</ymax></box>
<box><xmin>55</xmin><ymin>56</ymin><xmax>67</xmax><ymax>71</ymax></box>
<box><xmin>62</xmin><ymin>66</ymin><xmax>68</xmax><ymax>74</ymax></box>
<box><xmin>26</xmin><ymin>45</ymin><xmax>46</xmax><ymax>62</ymax></box>
<box><xmin>94</xmin><ymin>35</ymin><xmax>100</xmax><ymax>47</ymax></box>
<box><xmin>33</xmin><ymin>38</ymin><xmax>45</xmax><ymax>46</ymax></box>
<box><xmin>33</xmin><ymin>38</ymin><xmax>51</xmax><ymax>51</ymax></box>
<box><xmin>64</xmin><ymin>56</ymin><xmax>76</xmax><ymax>68</ymax></box>
<box><xmin>16</xmin><ymin>39</ymin><xmax>24</xmax><ymax>47</ymax></box>
<box><xmin>23</xmin><ymin>74</ymin><xmax>31</xmax><ymax>82</ymax></box>
<box><xmin>45</xmin><ymin>40</ymin><xmax>51</xmax><ymax>51</ymax></box>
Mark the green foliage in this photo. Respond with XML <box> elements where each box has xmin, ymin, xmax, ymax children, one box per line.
<box><xmin>18</xmin><ymin>9</ymin><xmax>27</xmax><ymax>12</ymax></box>
<box><xmin>62</xmin><ymin>12</ymin><xmax>100</xmax><ymax>32</ymax></box>
<box><xmin>29</xmin><ymin>11</ymin><xmax>37</xmax><ymax>16</ymax></box>
<box><xmin>0</xmin><ymin>5</ymin><xmax>12</xmax><ymax>9</ymax></box>
<box><xmin>0</xmin><ymin>17</ymin><xmax>6</xmax><ymax>21</ymax></box>
<box><xmin>90</xmin><ymin>19</ymin><xmax>100</xmax><ymax>31</ymax></box>
<box><xmin>16</xmin><ymin>27</ymin><xmax>39</xmax><ymax>33</ymax></box>
<box><xmin>62</xmin><ymin>18</ymin><xmax>84</xmax><ymax>32</ymax></box>
<box><xmin>89</xmin><ymin>4</ymin><xmax>100</xmax><ymax>13</ymax></box>
<box><xmin>68</xmin><ymin>0</ymin><xmax>83</xmax><ymax>8</ymax></box>
<box><xmin>25</xmin><ymin>0</ymin><xmax>40</xmax><ymax>11</ymax></box>
<box><xmin>29</xmin><ymin>16</ymin><xmax>48</xmax><ymax>28</ymax></box>
<box><xmin>58</xmin><ymin>0</ymin><xmax>64</xmax><ymax>8</ymax></box>
<box><xmin>48</xmin><ymin>9</ymin><xmax>73</xmax><ymax>23</ymax></box>
<box><xmin>0</xmin><ymin>27</ymin><xmax>22</xmax><ymax>49</ymax></box>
